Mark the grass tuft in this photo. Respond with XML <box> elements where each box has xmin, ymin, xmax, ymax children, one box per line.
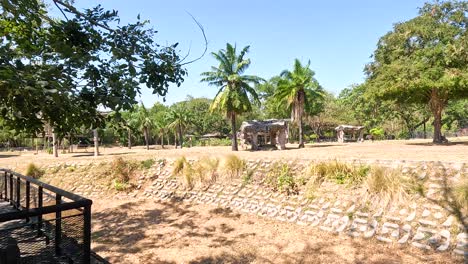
<box><xmin>25</xmin><ymin>163</ymin><xmax>44</xmax><ymax>179</ymax></box>
<box><xmin>222</xmin><ymin>155</ymin><xmax>245</xmax><ymax>179</ymax></box>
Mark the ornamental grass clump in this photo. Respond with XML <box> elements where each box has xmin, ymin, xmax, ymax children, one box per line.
<box><xmin>221</xmin><ymin>155</ymin><xmax>245</xmax><ymax>179</ymax></box>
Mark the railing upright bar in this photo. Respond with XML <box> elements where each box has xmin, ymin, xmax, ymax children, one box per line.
<box><xmin>83</xmin><ymin>204</ymin><xmax>92</xmax><ymax>264</ymax></box>
<box><xmin>55</xmin><ymin>194</ymin><xmax>62</xmax><ymax>256</ymax></box>
<box><xmin>9</xmin><ymin>173</ymin><xmax>13</xmax><ymax>205</ymax></box>
<box><xmin>15</xmin><ymin>177</ymin><xmax>20</xmax><ymax>209</ymax></box>
<box><xmin>26</xmin><ymin>181</ymin><xmax>30</xmax><ymax>222</ymax></box>
<box><xmin>37</xmin><ymin>186</ymin><xmax>43</xmax><ymax>237</ymax></box>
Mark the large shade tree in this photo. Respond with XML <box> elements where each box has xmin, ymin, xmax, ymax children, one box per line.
<box><xmin>365</xmin><ymin>1</ymin><xmax>468</xmax><ymax>143</ymax></box>
<box><xmin>273</xmin><ymin>59</ymin><xmax>323</xmax><ymax>148</ymax></box>
<box><xmin>201</xmin><ymin>43</ymin><xmax>262</xmax><ymax>151</ymax></box>
<box><xmin>0</xmin><ymin>0</ymin><xmax>190</xmax><ymax>154</ymax></box>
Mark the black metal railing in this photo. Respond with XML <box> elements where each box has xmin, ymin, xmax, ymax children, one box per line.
<box><xmin>0</xmin><ymin>168</ymin><xmax>92</xmax><ymax>264</ymax></box>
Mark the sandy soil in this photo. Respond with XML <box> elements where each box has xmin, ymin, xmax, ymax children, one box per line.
<box><xmin>91</xmin><ymin>198</ymin><xmax>460</xmax><ymax>264</ymax></box>
<box><xmin>1</xmin><ymin>137</ymin><xmax>467</xmax><ymax>172</ymax></box>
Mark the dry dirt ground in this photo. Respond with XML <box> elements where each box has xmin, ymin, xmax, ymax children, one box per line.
<box><xmin>1</xmin><ymin>138</ymin><xmax>467</xmax><ymax>263</ymax></box>
<box><xmin>0</xmin><ymin>137</ymin><xmax>467</xmax><ymax>172</ymax></box>
<box><xmin>91</xmin><ymin>198</ymin><xmax>461</xmax><ymax>264</ymax></box>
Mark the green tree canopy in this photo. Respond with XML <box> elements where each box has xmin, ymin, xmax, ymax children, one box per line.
<box><xmin>201</xmin><ymin>43</ymin><xmax>263</xmax><ymax>151</ymax></box>
<box><xmin>365</xmin><ymin>1</ymin><xmax>468</xmax><ymax>143</ymax></box>
<box><xmin>0</xmin><ymin>0</ymin><xmax>187</xmax><ymax>136</ymax></box>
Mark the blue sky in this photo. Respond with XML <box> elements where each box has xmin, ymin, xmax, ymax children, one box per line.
<box><xmin>62</xmin><ymin>0</ymin><xmax>427</xmax><ymax>106</ymax></box>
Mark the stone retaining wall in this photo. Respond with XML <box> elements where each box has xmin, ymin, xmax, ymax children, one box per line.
<box><xmin>46</xmin><ymin>158</ymin><xmax>467</xmax><ymax>258</ymax></box>
<box><xmin>133</xmin><ymin>158</ymin><xmax>467</xmax><ymax>258</ymax></box>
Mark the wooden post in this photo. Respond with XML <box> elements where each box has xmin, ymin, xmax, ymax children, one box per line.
<box><xmin>93</xmin><ymin>129</ymin><xmax>99</xmax><ymax>157</ymax></box>
<box><xmin>52</xmin><ymin>130</ymin><xmax>58</xmax><ymax>157</ymax></box>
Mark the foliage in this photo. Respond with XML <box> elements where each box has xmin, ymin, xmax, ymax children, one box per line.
<box><xmin>25</xmin><ymin>163</ymin><xmax>44</xmax><ymax>179</ymax></box>
<box><xmin>365</xmin><ymin>1</ymin><xmax>468</xmax><ymax>143</ymax></box>
<box><xmin>265</xmin><ymin>162</ymin><xmax>298</xmax><ymax>194</ymax></box>
<box><xmin>273</xmin><ymin>59</ymin><xmax>324</xmax><ymax>148</ymax></box>
<box><xmin>201</xmin><ymin>43</ymin><xmax>263</xmax><ymax>151</ymax></box>
<box><xmin>0</xmin><ymin>0</ymin><xmax>187</xmax><ymax>136</ymax></box>
<box><xmin>167</xmin><ymin>104</ymin><xmax>193</xmax><ymax>148</ymax></box>
<box><xmin>140</xmin><ymin>159</ymin><xmax>155</xmax><ymax>169</ymax></box>
<box><xmin>369</xmin><ymin>127</ymin><xmax>385</xmax><ymax>140</ymax></box>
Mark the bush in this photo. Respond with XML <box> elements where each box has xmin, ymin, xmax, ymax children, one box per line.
<box><xmin>25</xmin><ymin>163</ymin><xmax>44</xmax><ymax>179</ymax></box>
<box><xmin>369</xmin><ymin>127</ymin><xmax>385</xmax><ymax>140</ymax></box>
<box><xmin>221</xmin><ymin>155</ymin><xmax>245</xmax><ymax>179</ymax></box>
<box><xmin>265</xmin><ymin>162</ymin><xmax>297</xmax><ymax>195</ymax></box>
<box><xmin>140</xmin><ymin>159</ymin><xmax>155</xmax><ymax>169</ymax></box>
<box><xmin>111</xmin><ymin>157</ymin><xmax>137</xmax><ymax>183</ymax></box>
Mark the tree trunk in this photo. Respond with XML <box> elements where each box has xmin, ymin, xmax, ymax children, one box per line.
<box><xmin>161</xmin><ymin>132</ymin><xmax>164</xmax><ymax>149</ymax></box>
<box><xmin>174</xmin><ymin>132</ymin><xmax>177</xmax><ymax>148</ymax></box>
<box><xmin>52</xmin><ymin>131</ymin><xmax>58</xmax><ymax>157</ymax></box>
<box><xmin>423</xmin><ymin>121</ymin><xmax>427</xmax><ymax>139</ymax></box>
<box><xmin>178</xmin><ymin>123</ymin><xmax>183</xmax><ymax>149</ymax></box>
<box><xmin>144</xmin><ymin>126</ymin><xmax>149</xmax><ymax>150</ymax></box>
<box><xmin>429</xmin><ymin>89</ymin><xmax>446</xmax><ymax>144</ymax></box>
<box><xmin>127</xmin><ymin>128</ymin><xmax>132</xmax><ymax>149</ymax></box>
<box><xmin>298</xmin><ymin>114</ymin><xmax>305</xmax><ymax>148</ymax></box>
<box><xmin>93</xmin><ymin>129</ymin><xmax>99</xmax><ymax>157</ymax></box>
<box><xmin>230</xmin><ymin>113</ymin><xmax>238</xmax><ymax>151</ymax></box>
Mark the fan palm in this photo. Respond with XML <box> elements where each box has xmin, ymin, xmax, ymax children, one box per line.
<box><xmin>274</xmin><ymin>59</ymin><xmax>323</xmax><ymax>148</ymax></box>
<box><xmin>201</xmin><ymin>43</ymin><xmax>263</xmax><ymax>151</ymax></box>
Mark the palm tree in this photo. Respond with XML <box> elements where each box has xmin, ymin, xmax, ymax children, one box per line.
<box><xmin>274</xmin><ymin>59</ymin><xmax>322</xmax><ymax>148</ymax></box>
<box><xmin>134</xmin><ymin>103</ymin><xmax>154</xmax><ymax>150</ymax></box>
<box><xmin>166</xmin><ymin>105</ymin><xmax>192</xmax><ymax>149</ymax></box>
<box><xmin>201</xmin><ymin>43</ymin><xmax>263</xmax><ymax>151</ymax></box>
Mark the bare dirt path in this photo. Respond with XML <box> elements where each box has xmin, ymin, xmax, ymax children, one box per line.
<box><xmin>91</xmin><ymin>199</ymin><xmax>459</xmax><ymax>264</ymax></box>
<box><xmin>1</xmin><ymin>137</ymin><xmax>467</xmax><ymax>173</ymax></box>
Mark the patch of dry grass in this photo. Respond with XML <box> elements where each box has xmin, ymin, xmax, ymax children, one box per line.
<box><xmin>24</xmin><ymin>163</ymin><xmax>44</xmax><ymax>179</ymax></box>
<box><xmin>221</xmin><ymin>155</ymin><xmax>245</xmax><ymax>179</ymax></box>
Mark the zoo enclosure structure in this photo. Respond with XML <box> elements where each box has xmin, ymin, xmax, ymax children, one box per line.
<box><xmin>0</xmin><ymin>168</ymin><xmax>92</xmax><ymax>264</ymax></box>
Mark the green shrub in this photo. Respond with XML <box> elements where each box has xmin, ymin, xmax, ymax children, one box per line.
<box><xmin>113</xmin><ymin>180</ymin><xmax>131</xmax><ymax>191</ymax></box>
<box><xmin>140</xmin><ymin>159</ymin><xmax>155</xmax><ymax>169</ymax></box>
<box><xmin>369</xmin><ymin>127</ymin><xmax>385</xmax><ymax>140</ymax></box>
<box><xmin>46</xmin><ymin>147</ymin><xmax>53</xmax><ymax>155</ymax></box>
<box><xmin>265</xmin><ymin>163</ymin><xmax>297</xmax><ymax>195</ymax></box>
<box><xmin>25</xmin><ymin>163</ymin><xmax>44</xmax><ymax>179</ymax></box>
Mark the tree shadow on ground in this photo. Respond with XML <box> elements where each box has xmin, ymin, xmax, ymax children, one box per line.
<box><xmin>0</xmin><ymin>154</ymin><xmax>20</xmax><ymax>158</ymax></box>
<box><xmin>305</xmin><ymin>144</ymin><xmax>346</xmax><ymax>148</ymax></box>
<box><xmin>91</xmin><ymin>199</ymin><xmax>460</xmax><ymax>264</ymax></box>
<box><xmin>405</xmin><ymin>141</ymin><xmax>468</xmax><ymax>146</ymax></box>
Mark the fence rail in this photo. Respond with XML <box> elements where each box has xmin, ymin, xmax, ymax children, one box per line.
<box><xmin>0</xmin><ymin>168</ymin><xmax>92</xmax><ymax>264</ymax></box>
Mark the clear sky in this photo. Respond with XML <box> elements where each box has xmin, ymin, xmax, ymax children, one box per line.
<box><xmin>63</xmin><ymin>0</ymin><xmax>427</xmax><ymax>106</ymax></box>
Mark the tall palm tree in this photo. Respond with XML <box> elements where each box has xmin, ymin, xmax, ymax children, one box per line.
<box><xmin>201</xmin><ymin>43</ymin><xmax>263</xmax><ymax>151</ymax></box>
<box><xmin>274</xmin><ymin>59</ymin><xmax>322</xmax><ymax>148</ymax></box>
<box><xmin>134</xmin><ymin>103</ymin><xmax>154</xmax><ymax>150</ymax></box>
<box><xmin>166</xmin><ymin>105</ymin><xmax>192</xmax><ymax>149</ymax></box>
